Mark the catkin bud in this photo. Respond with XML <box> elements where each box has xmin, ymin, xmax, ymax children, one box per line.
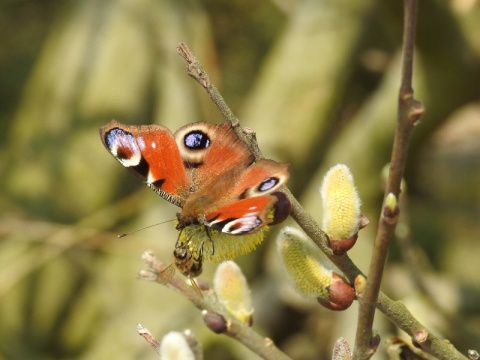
<box><xmin>214</xmin><ymin>261</ymin><xmax>254</xmax><ymax>325</ymax></box>
<box><xmin>160</xmin><ymin>331</ymin><xmax>195</xmax><ymax>360</ymax></box>
<box><xmin>320</xmin><ymin>164</ymin><xmax>363</xmax><ymax>253</ymax></box>
<box><xmin>277</xmin><ymin>227</ymin><xmax>354</xmax><ymax>310</ymax></box>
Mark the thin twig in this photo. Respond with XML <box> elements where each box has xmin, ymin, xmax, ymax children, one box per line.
<box><xmin>177</xmin><ymin>43</ymin><xmax>265</xmax><ymax>160</ymax></box>
<box><xmin>352</xmin><ymin>0</ymin><xmax>425</xmax><ymax>358</ymax></box>
<box><xmin>354</xmin><ymin>198</ymin><xmax>400</xmax><ymax>359</ymax></box>
<box><xmin>377</xmin><ymin>294</ymin><xmax>467</xmax><ymax>359</ymax></box>
<box><xmin>177</xmin><ymin>43</ymin><xmax>239</xmax><ymax>127</ymax></box>
<box><xmin>137</xmin><ymin>324</ymin><xmax>161</xmax><ymax>356</ymax></box>
<box><xmin>140</xmin><ymin>252</ymin><xmax>292</xmax><ymax>360</ymax></box>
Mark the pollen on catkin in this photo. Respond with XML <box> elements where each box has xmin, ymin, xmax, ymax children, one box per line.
<box><xmin>320</xmin><ymin>164</ymin><xmax>361</xmax><ymax>240</ymax></box>
<box><xmin>276</xmin><ymin>227</ymin><xmax>334</xmax><ymax>299</ymax></box>
<box><xmin>177</xmin><ymin>224</ymin><xmax>266</xmax><ymax>263</ymax></box>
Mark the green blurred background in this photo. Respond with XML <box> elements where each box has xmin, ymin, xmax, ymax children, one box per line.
<box><xmin>1</xmin><ymin>0</ymin><xmax>479</xmax><ymax>359</ymax></box>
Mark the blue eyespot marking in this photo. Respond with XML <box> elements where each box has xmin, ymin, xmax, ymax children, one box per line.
<box><xmin>259</xmin><ymin>177</ymin><xmax>279</xmax><ymax>192</ymax></box>
<box><xmin>184</xmin><ymin>131</ymin><xmax>210</xmax><ymax>150</ymax></box>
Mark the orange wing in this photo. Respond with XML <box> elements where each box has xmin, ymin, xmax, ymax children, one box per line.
<box><xmin>100</xmin><ymin>120</ymin><xmax>191</xmax><ymax>207</ymax></box>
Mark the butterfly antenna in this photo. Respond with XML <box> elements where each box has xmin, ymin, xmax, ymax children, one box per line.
<box><xmin>118</xmin><ymin>219</ymin><xmax>175</xmax><ymax>238</ymax></box>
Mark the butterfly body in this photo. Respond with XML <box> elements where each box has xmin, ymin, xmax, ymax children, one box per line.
<box><xmin>100</xmin><ymin>120</ymin><xmax>290</xmax><ymax>276</ymax></box>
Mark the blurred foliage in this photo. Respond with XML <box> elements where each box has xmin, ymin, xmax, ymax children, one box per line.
<box><xmin>0</xmin><ymin>0</ymin><xmax>480</xmax><ymax>359</ymax></box>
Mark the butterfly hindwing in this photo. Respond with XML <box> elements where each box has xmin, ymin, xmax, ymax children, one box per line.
<box><xmin>235</xmin><ymin>159</ymin><xmax>289</xmax><ymax>198</ymax></box>
<box><xmin>204</xmin><ymin>196</ymin><xmax>278</xmax><ymax>235</ymax></box>
<box><xmin>201</xmin><ymin>160</ymin><xmax>290</xmax><ymax>234</ymax></box>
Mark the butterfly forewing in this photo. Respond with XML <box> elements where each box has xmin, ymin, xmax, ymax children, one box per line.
<box><xmin>100</xmin><ymin>120</ymin><xmax>191</xmax><ymax>206</ymax></box>
<box><xmin>174</xmin><ymin>122</ymin><xmax>255</xmax><ymax>188</ymax></box>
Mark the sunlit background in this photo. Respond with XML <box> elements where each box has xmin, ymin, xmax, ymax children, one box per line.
<box><xmin>1</xmin><ymin>0</ymin><xmax>480</xmax><ymax>359</ymax></box>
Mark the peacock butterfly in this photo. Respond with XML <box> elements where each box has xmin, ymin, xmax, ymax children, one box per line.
<box><xmin>100</xmin><ymin>120</ymin><xmax>290</xmax><ymax>277</ymax></box>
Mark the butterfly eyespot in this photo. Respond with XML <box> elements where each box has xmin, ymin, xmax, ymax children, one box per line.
<box><xmin>258</xmin><ymin>177</ymin><xmax>279</xmax><ymax>192</ymax></box>
<box><xmin>184</xmin><ymin>130</ymin><xmax>211</xmax><ymax>150</ymax></box>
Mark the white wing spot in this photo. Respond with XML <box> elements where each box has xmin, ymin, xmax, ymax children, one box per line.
<box><xmin>115</xmin><ymin>138</ymin><xmax>141</xmax><ymax>167</ymax></box>
<box><xmin>151</xmin><ymin>141</ymin><xmax>156</xmax><ymax>149</ymax></box>
<box><xmin>223</xmin><ymin>216</ymin><xmax>261</xmax><ymax>235</ymax></box>
<box><xmin>147</xmin><ymin>171</ymin><xmax>155</xmax><ymax>184</ymax></box>
<box><xmin>118</xmin><ymin>151</ymin><xmax>141</xmax><ymax>167</ymax></box>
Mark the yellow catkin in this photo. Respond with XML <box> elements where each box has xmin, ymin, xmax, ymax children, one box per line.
<box><xmin>320</xmin><ymin>164</ymin><xmax>361</xmax><ymax>239</ymax></box>
<box><xmin>177</xmin><ymin>224</ymin><xmax>267</xmax><ymax>263</ymax></box>
<box><xmin>277</xmin><ymin>227</ymin><xmax>334</xmax><ymax>298</ymax></box>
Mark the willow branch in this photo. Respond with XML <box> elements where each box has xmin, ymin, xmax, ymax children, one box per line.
<box><xmin>352</xmin><ymin>0</ymin><xmax>425</xmax><ymax>358</ymax></box>
<box><xmin>139</xmin><ymin>252</ymin><xmax>292</xmax><ymax>360</ymax></box>
<box><xmin>176</xmin><ymin>41</ymin><xmax>466</xmax><ymax>359</ymax></box>
<box><xmin>177</xmin><ymin>43</ymin><xmax>265</xmax><ymax>160</ymax></box>
<box><xmin>177</xmin><ymin>43</ymin><xmax>239</xmax><ymax>128</ymax></box>
<box><xmin>137</xmin><ymin>324</ymin><xmax>161</xmax><ymax>356</ymax></box>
